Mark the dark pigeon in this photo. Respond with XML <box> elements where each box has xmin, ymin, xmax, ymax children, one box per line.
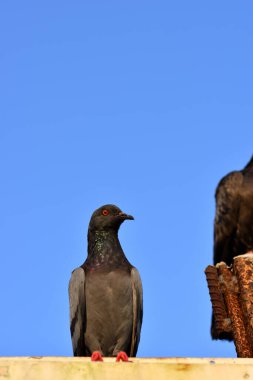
<box><xmin>211</xmin><ymin>156</ymin><xmax>253</xmax><ymax>340</ymax></box>
<box><xmin>69</xmin><ymin>204</ymin><xmax>143</xmax><ymax>360</ymax></box>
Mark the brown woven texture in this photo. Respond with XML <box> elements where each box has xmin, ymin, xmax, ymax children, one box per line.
<box><xmin>217</xmin><ymin>263</ymin><xmax>252</xmax><ymax>358</ymax></box>
<box><xmin>205</xmin><ymin>255</ymin><xmax>253</xmax><ymax>357</ymax></box>
<box><xmin>234</xmin><ymin>255</ymin><xmax>253</xmax><ymax>353</ymax></box>
<box><xmin>205</xmin><ymin>265</ymin><xmax>231</xmax><ymax>335</ymax></box>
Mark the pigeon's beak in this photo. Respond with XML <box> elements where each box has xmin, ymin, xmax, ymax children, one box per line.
<box><xmin>118</xmin><ymin>212</ymin><xmax>134</xmax><ymax>220</ymax></box>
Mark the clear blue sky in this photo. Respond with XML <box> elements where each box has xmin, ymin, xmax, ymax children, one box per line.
<box><xmin>0</xmin><ymin>1</ymin><xmax>252</xmax><ymax>358</ymax></box>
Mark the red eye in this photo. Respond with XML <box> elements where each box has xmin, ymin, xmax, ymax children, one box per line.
<box><xmin>102</xmin><ymin>209</ymin><xmax>109</xmax><ymax>216</ymax></box>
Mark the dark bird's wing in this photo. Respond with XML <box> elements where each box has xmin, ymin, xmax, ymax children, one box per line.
<box><xmin>130</xmin><ymin>267</ymin><xmax>143</xmax><ymax>357</ymax></box>
<box><xmin>212</xmin><ymin>171</ymin><xmax>243</xmax><ymax>340</ymax></box>
<box><xmin>68</xmin><ymin>267</ymin><xmax>86</xmax><ymax>356</ymax></box>
<box><xmin>213</xmin><ymin>171</ymin><xmax>243</xmax><ymax>266</ymax></box>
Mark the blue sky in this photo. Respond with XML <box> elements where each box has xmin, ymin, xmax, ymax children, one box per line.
<box><xmin>0</xmin><ymin>1</ymin><xmax>252</xmax><ymax>357</ymax></box>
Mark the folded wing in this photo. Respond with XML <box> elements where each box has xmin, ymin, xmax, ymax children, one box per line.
<box><xmin>213</xmin><ymin>171</ymin><xmax>243</xmax><ymax>265</ymax></box>
<box><xmin>130</xmin><ymin>267</ymin><xmax>143</xmax><ymax>356</ymax></box>
<box><xmin>68</xmin><ymin>267</ymin><xmax>86</xmax><ymax>356</ymax></box>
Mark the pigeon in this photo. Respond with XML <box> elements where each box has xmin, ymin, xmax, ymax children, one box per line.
<box><xmin>69</xmin><ymin>204</ymin><xmax>143</xmax><ymax>361</ymax></box>
<box><xmin>211</xmin><ymin>155</ymin><xmax>253</xmax><ymax>339</ymax></box>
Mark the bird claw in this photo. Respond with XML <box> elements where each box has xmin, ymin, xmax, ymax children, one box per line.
<box><xmin>116</xmin><ymin>351</ymin><xmax>129</xmax><ymax>362</ymax></box>
<box><xmin>91</xmin><ymin>351</ymin><xmax>103</xmax><ymax>362</ymax></box>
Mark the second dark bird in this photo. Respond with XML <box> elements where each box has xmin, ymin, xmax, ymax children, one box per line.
<box><xmin>211</xmin><ymin>155</ymin><xmax>253</xmax><ymax>340</ymax></box>
<box><xmin>69</xmin><ymin>204</ymin><xmax>143</xmax><ymax>361</ymax></box>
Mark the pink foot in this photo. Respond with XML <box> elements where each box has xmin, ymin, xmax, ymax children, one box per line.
<box><xmin>116</xmin><ymin>351</ymin><xmax>129</xmax><ymax>362</ymax></box>
<box><xmin>91</xmin><ymin>351</ymin><xmax>103</xmax><ymax>362</ymax></box>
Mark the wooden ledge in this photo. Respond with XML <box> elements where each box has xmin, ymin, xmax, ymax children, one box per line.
<box><xmin>1</xmin><ymin>357</ymin><xmax>253</xmax><ymax>380</ymax></box>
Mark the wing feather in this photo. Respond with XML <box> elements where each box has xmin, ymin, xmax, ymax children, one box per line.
<box><xmin>213</xmin><ymin>171</ymin><xmax>243</xmax><ymax>265</ymax></box>
<box><xmin>130</xmin><ymin>267</ymin><xmax>143</xmax><ymax>357</ymax></box>
<box><xmin>68</xmin><ymin>267</ymin><xmax>86</xmax><ymax>356</ymax></box>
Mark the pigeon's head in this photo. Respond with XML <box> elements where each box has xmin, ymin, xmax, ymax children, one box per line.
<box><xmin>88</xmin><ymin>204</ymin><xmax>134</xmax><ymax>232</ymax></box>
